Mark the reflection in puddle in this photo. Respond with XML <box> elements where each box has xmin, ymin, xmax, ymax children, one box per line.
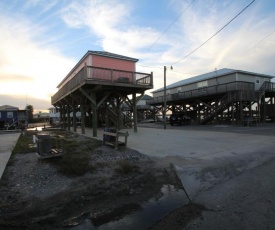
<box><xmin>71</xmin><ymin>185</ymin><xmax>187</xmax><ymax>230</ymax></box>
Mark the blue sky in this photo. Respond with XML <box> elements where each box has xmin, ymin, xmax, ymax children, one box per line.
<box><xmin>1</xmin><ymin>0</ymin><xmax>275</xmax><ymax>112</ymax></box>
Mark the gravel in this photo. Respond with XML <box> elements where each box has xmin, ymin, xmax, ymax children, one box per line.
<box><xmin>5</xmin><ymin>153</ymin><xmax>72</xmax><ymax>199</ymax></box>
<box><xmin>3</xmin><ymin>142</ymin><xmax>150</xmax><ymax>200</ymax></box>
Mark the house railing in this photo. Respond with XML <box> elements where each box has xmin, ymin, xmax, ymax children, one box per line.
<box><xmin>148</xmin><ymin>81</ymin><xmax>255</xmax><ymax>105</ymax></box>
<box><xmin>52</xmin><ymin>66</ymin><xmax>153</xmax><ymax>104</ymax></box>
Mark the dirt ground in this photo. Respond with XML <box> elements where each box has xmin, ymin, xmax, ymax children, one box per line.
<box><xmin>0</xmin><ymin>130</ymin><xmax>202</xmax><ymax>230</ymax></box>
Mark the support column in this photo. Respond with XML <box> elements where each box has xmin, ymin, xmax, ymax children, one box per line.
<box><xmin>117</xmin><ymin>97</ymin><xmax>121</xmax><ymax>130</ymax></box>
<box><xmin>215</xmin><ymin>98</ymin><xmax>219</xmax><ymax>124</ymax></box>
<box><xmin>91</xmin><ymin>92</ymin><xmax>97</xmax><ymax>137</ymax></box>
<box><xmin>81</xmin><ymin>97</ymin><xmax>85</xmax><ymax>134</ymax></box>
<box><xmin>240</xmin><ymin>101</ymin><xmax>243</xmax><ymax>124</ymax></box>
<box><xmin>133</xmin><ymin>93</ymin><xmax>137</xmax><ymax>132</ymax></box>
<box><xmin>231</xmin><ymin>102</ymin><xmax>234</xmax><ymax>125</ymax></box>
<box><xmin>60</xmin><ymin>105</ymin><xmax>63</xmax><ymax>129</ymax></box>
<box><xmin>67</xmin><ymin>104</ymin><xmax>70</xmax><ymax>131</ymax></box>
<box><xmin>72</xmin><ymin>101</ymin><xmax>77</xmax><ymax>132</ymax></box>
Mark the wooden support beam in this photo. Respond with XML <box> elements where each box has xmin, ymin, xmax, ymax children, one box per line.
<box><xmin>79</xmin><ymin>88</ymin><xmax>96</xmax><ymax>106</ymax></box>
<box><xmin>133</xmin><ymin>93</ymin><xmax>137</xmax><ymax>132</ymax></box>
<box><xmin>72</xmin><ymin>101</ymin><xmax>77</xmax><ymax>132</ymax></box>
<box><xmin>66</xmin><ymin>104</ymin><xmax>70</xmax><ymax>131</ymax></box>
<box><xmin>80</xmin><ymin>96</ymin><xmax>85</xmax><ymax>134</ymax></box>
<box><xmin>91</xmin><ymin>92</ymin><xmax>97</xmax><ymax>137</ymax></box>
<box><xmin>97</xmin><ymin>92</ymin><xmax>111</xmax><ymax>108</ymax></box>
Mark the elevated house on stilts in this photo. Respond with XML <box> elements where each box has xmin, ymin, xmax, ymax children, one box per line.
<box><xmin>148</xmin><ymin>68</ymin><xmax>275</xmax><ymax>125</ymax></box>
<box><xmin>51</xmin><ymin>51</ymin><xmax>153</xmax><ymax>136</ymax></box>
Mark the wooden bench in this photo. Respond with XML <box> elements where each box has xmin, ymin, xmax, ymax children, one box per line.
<box><xmin>102</xmin><ymin>131</ymin><xmax>129</xmax><ymax>150</ymax></box>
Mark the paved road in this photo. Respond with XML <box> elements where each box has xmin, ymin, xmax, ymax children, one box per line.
<box><xmin>81</xmin><ymin>123</ymin><xmax>275</xmax><ymax>229</ymax></box>
<box><xmin>0</xmin><ymin>132</ymin><xmax>20</xmax><ymax>179</ymax></box>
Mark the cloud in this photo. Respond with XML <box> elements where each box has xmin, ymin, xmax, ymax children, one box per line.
<box><xmin>0</xmin><ymin>73</ymin><xmax>33</xmax><ymax>82</ymax></box>
<box><xmin>0</xmin><ymin>12</ymin><xmax>76</xmax><ymax>101</ymax></box>
<box><xmin>0</xmin><ymin>94</ymin><xmax>51</xmax><ymax>113</ymax></box>
<box><xmin>61</xmin><ymin>0</ymin><xmax>164</xmax><ymax>57</ymax></box>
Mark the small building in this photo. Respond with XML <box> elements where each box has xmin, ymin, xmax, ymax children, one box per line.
<box><xmin>51</xmin><ymin>51</ymin><xmax>153</xmax><ymax>136</ymax></box>
<box><xmin>0</xmin><ymin>105</ymin><xmax>27</xmax><ymax>129</ymax></box>
<box><xmin>149</xmin><ymin>68</ymin><xmax>275</xmax><ymax>125</ymax></box>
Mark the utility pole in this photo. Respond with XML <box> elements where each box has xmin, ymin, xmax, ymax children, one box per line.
<box><xmin>164</xmin><ymin>66</ymin><xmax>167</xmax><ymax>129</ymax></box>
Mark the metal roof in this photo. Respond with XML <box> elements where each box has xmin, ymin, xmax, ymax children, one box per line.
<box><xmin>0</xmin><ymin>105</ymin><xmax>19</xmax><ymax>111</ymax></box>
<box><xmin>152</xmin><ymin>68</ymin><xmax>275</xmax><ymax>93</ymax></box>
<box><xmin>88</xmin><ymin>51</ymin><xmax>139</xmax><ymax>62</ymax></box>
<box><xmin>141</xmin><ymin>94</ymin><xmax>153</xmax><ymax>100</ymax></box>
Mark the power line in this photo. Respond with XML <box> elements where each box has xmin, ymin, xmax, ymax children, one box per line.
<box><xmin>227</xmin><ymin>29</ymin><xmax>275</xmax><ymax>66</ymax></box>
<box><xmin>137</xmin><ymin>64</ymin><xmax>202</xmax><ymax>75</ymax></box>
<box><xmin>147</xmin><ymin>0</ymin><xmax>196</xmax><ymax>51</ymax></box>
<box><xmin>171</xmin><ymin>0</ymin><xmax>256</xmax><ymax>66</ymax></box>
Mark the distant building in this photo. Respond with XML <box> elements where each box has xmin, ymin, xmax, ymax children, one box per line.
<box><xmin>149</xmin><ymin>68</ymin><xmax>275</xmax><ymax>124</ymax></box>
<box><xmin>0</xmin><ymin>105</ymin><xmax>27</xmax><ymax>129</ymax></box>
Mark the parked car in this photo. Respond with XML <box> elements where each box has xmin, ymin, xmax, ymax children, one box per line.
<box><xmin>169</xmin><ymin>113</ymin><xmax>191</xmax><ymax>126</ymax></box>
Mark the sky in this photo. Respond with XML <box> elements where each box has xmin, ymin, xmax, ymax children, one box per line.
<box><xmin>1</xmin><ymin>0</ymin><xmax>275</xmax><ymax>113</ymax></box>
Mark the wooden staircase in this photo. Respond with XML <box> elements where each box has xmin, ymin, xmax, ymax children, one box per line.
<box><xmin>106</xmin><ymin>106</ymin><xmax>132</xmax><ymax>129</ymax></box>
<box><xmin>200</xmin><ymin>92</ymin><xmax>237</xmax><ymax>125</ymax></box>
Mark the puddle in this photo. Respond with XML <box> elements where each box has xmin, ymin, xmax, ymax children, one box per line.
<box><xmin>70</xmin><ymin>185</ymin><xmax>188</xmax><ymax>230</ymax></box>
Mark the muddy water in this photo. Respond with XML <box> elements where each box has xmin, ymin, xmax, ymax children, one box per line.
<box><xmin>71</xmin><ymin>185</ymin><xmax>188</xmax><ymax>230</ymax></box>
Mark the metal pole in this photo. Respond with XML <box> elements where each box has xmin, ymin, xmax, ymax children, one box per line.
<box><xmin>164</xmin><ymin>66</ymin><xmax>167</xmax><ymax>130</ymax></box>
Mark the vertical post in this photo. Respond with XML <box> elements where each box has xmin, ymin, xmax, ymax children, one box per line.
<box><xmin>231</xmin><ymin>101</ymin><xmax>234</xmax><ymax>125</ymax></box>
<box><xmin>81</xmin><ymin>96</ymin><xmax>85</xmax><ymax>134</ymax></box>
<box><xmin>240</xmin><ymin>101</ymin><xmax>243</xmax><ymax>124</ymax></box>
<box><xmin>133</xmin><ymin>93</ymin><xmax>137</xmax><ymax>133</ymax></box>
<box><xmin>72</xmin><ymin>101</ymin><xmax>77</xmax><ymax>132</ymax></box>
<box><xmin>59</xmin><ymin>106</ymin><xmax>63</xmax><ymax>129</ymax></box>
<box><xmin>151</xmin><ymin>72</ymin><xmax>153</xmax><ymax>86</ymax></box>
<box><xmin>117</xmin><ymin>97</ymin><xmax>121</xmax><ymax>130</ymax></box>
<box><xmin>262</xmin><ymin>96</ymin><xmax>266</xmax><ymax>123</ymax></box>
<box><xmin>164</xmin><ymin>66</ymin><xmax>167</xmax><ymax>130</ymax></box>
<box><xmin>92</xmin><ymin>92</ymin><xmax>97</xmax><ymax>137</ymax></box>
<box><xmin>67</xmin><ymin>104</ymin><xmax>70</xmax><ymax>131</ymax></box>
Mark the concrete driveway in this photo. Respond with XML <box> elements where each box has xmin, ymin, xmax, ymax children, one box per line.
<box><xmin>0</xmin><ymin>132</ymin><xmax>20</xmax><ymax>179</ymax></box>
<box><xmin>82</xmin><ymin>123</ymin><xmax>275</xmax><ymax>229</ymax></box>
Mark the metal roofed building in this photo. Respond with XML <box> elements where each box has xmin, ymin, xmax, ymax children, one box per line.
<box><xmin>51</xmin><ymin>51</ymin><xmax>153</xmax><ymax>136</ymax></box>
<box><xmin>148</xmin><ymin>68</ymin><xmax>275</xmax><ymax>125</ymax></box>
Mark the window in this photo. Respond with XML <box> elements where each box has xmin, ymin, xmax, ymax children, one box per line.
<box><xmin>7</xmin><ymin>112</ymin><xmax>13</xmax><ymax>118</ymax></box>
<box><xmin>197</xmin><ymin>80</ymin><xmax>208</xmax><ymax>92</ymax></box>
<box><xmin>197</xmin><ymin>80</ymin><xmax>208</xmax><ymax>88</ymax></box>
<box><xmin>255</xmin><ymin>77</ymin><xmax>260</xmax><ymax>84</ymax></box>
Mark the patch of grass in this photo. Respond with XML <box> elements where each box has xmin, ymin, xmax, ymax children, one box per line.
<box><xmin>115</xmin><ymin>160</ymin><xmax>138</xmax><ymax>174</ymax></box>
<box><xmin>57</xmin><ymin>152</ymin><xmax>94</xmax><ymax>176</ymax></box>
<box><xmin>12</xmin><ymin>131</ymin><xmax>38</xmax><ymax>154</ymax></box>
<box><xmin>10</xmin><ymin>130</ymin><xmax>102</xmax><ymax>177</ymax></box>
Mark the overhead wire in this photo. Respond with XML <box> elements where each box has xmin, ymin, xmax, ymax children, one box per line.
<box><xmin>227</xmin><ymin>29</ymin><xmax>275</xmax><ymax>66</ymax></box>
<box><xmin>171</xmin><ymin>0</ymin><xmax>256</xmax><ymax>66</ymax></box>
<box><xmin>146</xmin><ymin>0</ymin><xmax>196</xmax><ymax>51</ymax></box>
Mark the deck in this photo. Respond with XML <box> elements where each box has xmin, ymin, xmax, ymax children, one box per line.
<box><xmin>52</xmin><ymin>66</ymin><xmax>153</xmax><ymax>104</ymax></box>
<box><xmin>148</xmin><ymin>81</ymin><xmax>256</xmax><ymax>105</ymax></box>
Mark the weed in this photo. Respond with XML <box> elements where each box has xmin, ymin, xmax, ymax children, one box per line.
<box><xmin>12</xmin><ymin>131</ymin><xmax>37</xmax><ymax>154</ymax></box>
<box><xmin>115</xmin><ymin>160</ymin><xmax>138</xmax><ymax>174</ymax></box>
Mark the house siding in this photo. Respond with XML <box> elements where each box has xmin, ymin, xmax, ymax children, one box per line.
<box><xmin>92</xmin><ymin>55</ymin><xmax>135</xmax><ymax>71</ymax></box>
<box><xmin>237</xmin><ymin>73</ymin><xmax>270</xmax><ymax>90</ymax></box>
<box><xmin>91</xmin><ymin>55</ymin><xmax>136</xmax><ymax>82</ymax></box>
